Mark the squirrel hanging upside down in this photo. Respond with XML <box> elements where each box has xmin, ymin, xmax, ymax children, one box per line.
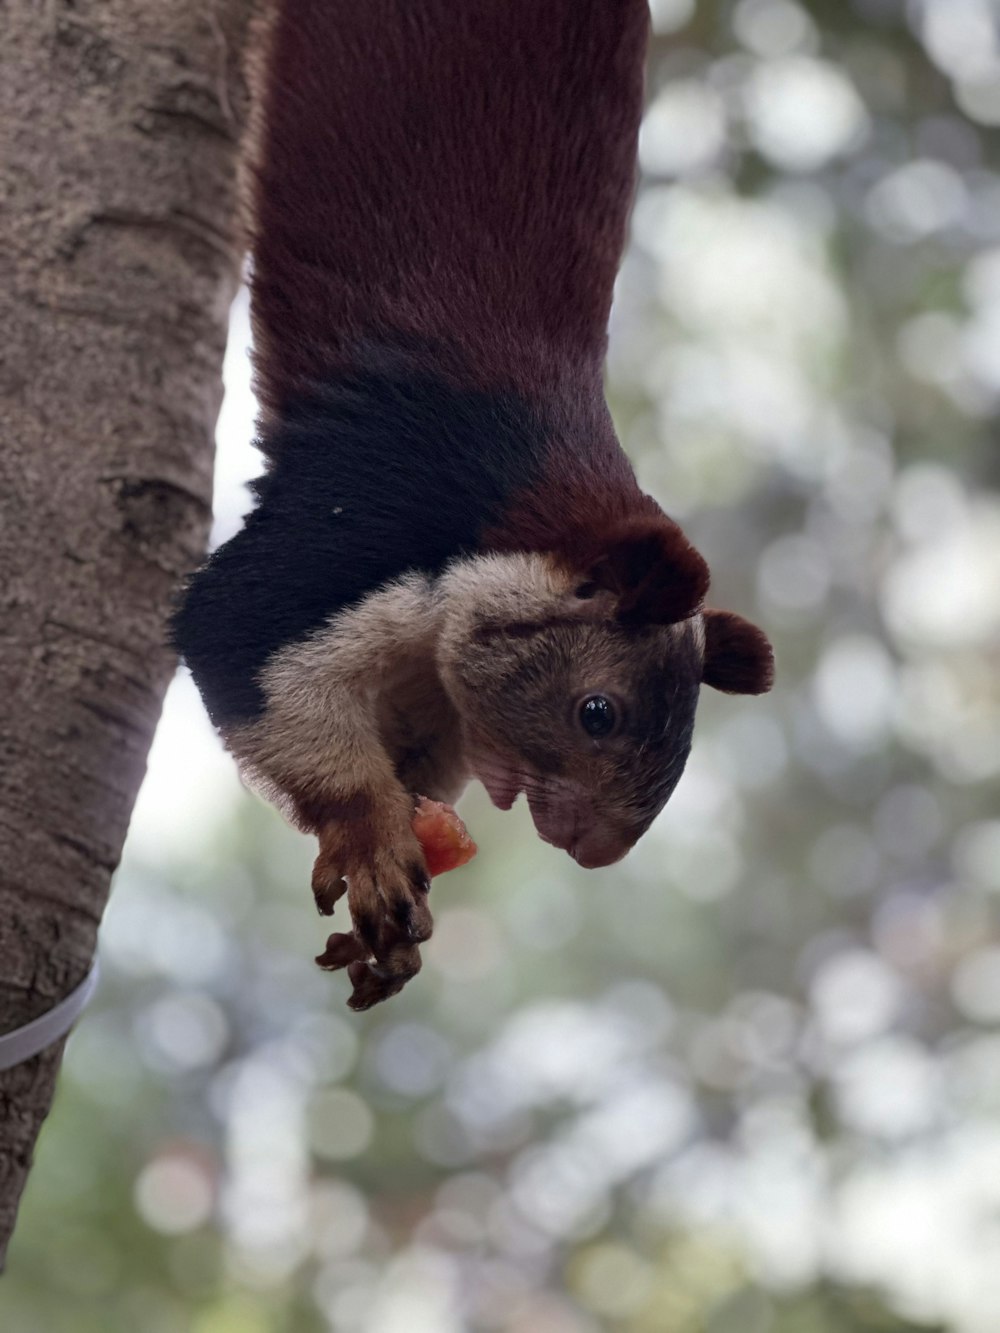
<box><xmin>172</xmin><ymin>0</ymin><xmax>775</xmax><ymax>1010</ymax></box>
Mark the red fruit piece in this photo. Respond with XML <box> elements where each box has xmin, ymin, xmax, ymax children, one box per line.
<box><xmin>412</xmin><ymin>797</ymin><xmax>477</xmax><ymax>877</ymax></box>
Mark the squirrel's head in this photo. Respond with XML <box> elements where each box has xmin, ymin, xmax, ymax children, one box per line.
<box><xmin>438</xmin><ymin>519</ymin><xmax>773</xmax><ymax>868</ymax></box>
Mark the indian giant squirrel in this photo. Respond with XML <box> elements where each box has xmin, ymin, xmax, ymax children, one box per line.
<box><xmin>173</xmin><ymin>0</ymin><xmax>775</xmax><ymax>1009</ymax></box>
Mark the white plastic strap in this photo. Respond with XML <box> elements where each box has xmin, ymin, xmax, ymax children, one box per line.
<box><xmin>0</xmin><ymin>959</ymin><xmax>100</xmax><ymax>1072</ymax></box>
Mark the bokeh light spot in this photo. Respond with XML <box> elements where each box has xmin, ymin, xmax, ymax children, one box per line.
<box><xmin>134</xmin><ymin>1152</ymin><xmax>215</xmax><ymax>1235</ymax></box>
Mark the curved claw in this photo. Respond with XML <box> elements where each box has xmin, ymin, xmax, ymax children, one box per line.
<box><xmin>315</xmin><ymin>931</ymin><xmax>368</xmax><ymax>971</ymax></box>
<box><xmin>346</xmin><ymin>941</ymin><xmax>422</xmax><ymax>1010</ymax></box>
<box><xmin>311</xmin><ymin>846</ymin><xmax>348</xmax><ymax>917</ymax></box>
<box><xmin>379</xmin><ymin>860</ymin><xmax>433</xmax><ymax>942</ymax></box>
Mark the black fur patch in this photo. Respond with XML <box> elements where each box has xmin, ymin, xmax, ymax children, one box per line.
<box><xmin>172</xmin><ymin>350</ymin><xmax>547</xmax><ymax>725</ymax></box>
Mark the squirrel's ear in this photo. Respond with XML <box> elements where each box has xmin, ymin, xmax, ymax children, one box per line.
<box><xmin>702</xmin><ymin>609</ymin><xmax>774</xmax><ymax>694</ymax></box>
<box><xmin>585</xmin><ymin>518</ymin><xmax>710</xmax><ymax>624</ymax></box>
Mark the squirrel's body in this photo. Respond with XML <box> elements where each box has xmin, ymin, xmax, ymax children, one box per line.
<box><xmin>173</xmin><ymin>0</ymin><xmax>774</xmax><ymax>1008</ymax></box>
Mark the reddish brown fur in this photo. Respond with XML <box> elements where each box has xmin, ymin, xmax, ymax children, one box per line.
<box><xmin>574</xmin><ymin>516</ymin><xmax>711</xmax><ymax>624</ymax></box>
<box><xmin>250</xmin><ymin>1</ymin><xmax>649</xmax><ymax>410</ymax></box>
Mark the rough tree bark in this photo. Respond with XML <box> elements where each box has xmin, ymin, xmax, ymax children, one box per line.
<box><xmin>0</xmin><ymin>0</ymin><xmax>254</xmax><ymax>1263</ymax></box>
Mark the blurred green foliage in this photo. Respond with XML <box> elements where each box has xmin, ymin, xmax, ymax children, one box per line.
<box><xmin>5</xmin><ymin>1</ymin><xmax>1000</xmax><ymax>1329</ymax></box>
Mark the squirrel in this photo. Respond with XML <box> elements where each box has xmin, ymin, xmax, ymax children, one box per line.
<box><xmin>172</xmin><ymin>0</ymin><xmax>775</xmax><ymax>1010</ymax></box>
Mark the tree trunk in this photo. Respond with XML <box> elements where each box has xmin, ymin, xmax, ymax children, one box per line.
<box><xmin>0</xmin><ymin>0</ymin><xmax>253</xmax><ymax>1263</ymax></box>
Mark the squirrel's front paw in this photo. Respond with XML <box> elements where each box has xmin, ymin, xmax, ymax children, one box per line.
<box><xmin>316</xmin><ymin>930</ymin><xmax>425</xmax><ymax>1011</ymax></box>
<box><xmin>311</xmin><ymin>796</ymin><xmax>433</xmax><ymax>1009</ymax></box>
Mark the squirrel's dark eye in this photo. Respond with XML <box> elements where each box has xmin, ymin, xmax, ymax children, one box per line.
<box><xmin>578</xmin><ymin>694</ymin><xmax>616</xmax><ymax>738</ymax></box>
<box><xmin>575</xmin><ymin>582</ymin><xmax>598</xmax><ymax>600</ymax></box>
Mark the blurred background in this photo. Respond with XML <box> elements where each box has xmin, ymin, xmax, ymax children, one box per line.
<box><xmin>5</xmin><ymin>0</ymin><xmax>1000</xmax><ymax>1329</ymax></box>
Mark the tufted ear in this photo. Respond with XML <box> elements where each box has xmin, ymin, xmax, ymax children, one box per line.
<box><xmin>584</xmin><ymin>517</ymin><xmax>710</xmax><ymax>625</ymax></box>
<box><xmin>702</xmin><ymin>609</ymin><xmax>774</xmax><ymax>694</ymax></box>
